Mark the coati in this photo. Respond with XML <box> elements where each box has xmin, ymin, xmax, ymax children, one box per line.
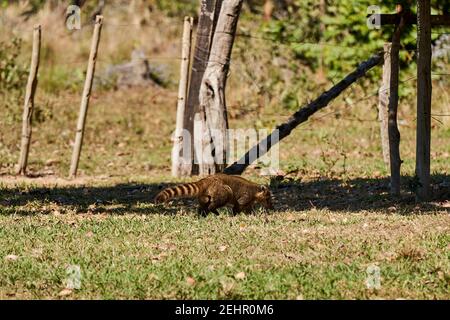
<box><xmin>154</xmin><ymin>174</ymin><xmax>274</xmax><ymax>216</ymax></box>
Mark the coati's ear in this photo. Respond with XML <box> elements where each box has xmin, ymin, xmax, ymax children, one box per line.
<box><xmin>259</xmin><ymin>185</ymin><xmax>269</xmax><ymax>192</ymax></box>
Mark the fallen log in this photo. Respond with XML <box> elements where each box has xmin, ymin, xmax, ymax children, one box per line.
<box><xmin>224</xmin><ymin>53</ymin><xmax>383</xmax><ymax>175</ymax></box>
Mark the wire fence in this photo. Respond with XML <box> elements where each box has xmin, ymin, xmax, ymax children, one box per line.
<box><xmin>3</xmin><ymin>19</ymin><xmax>449</xmax><ymax>120</ymax></box>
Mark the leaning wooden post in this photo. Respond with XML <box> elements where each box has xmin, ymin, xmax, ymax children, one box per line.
<box><xmin>387</xmin><ymin>5</ymin><xmax>405</xmax><ymax>197</ymax></box>
<box><xmin>416</xmin><ymin>0</ymin><xmax>432</xmax><ymax>201</ymax></box>
<box><xmin>224</xmin><ymin>54</ymin><xmax>383</xmax><ymax>175</ymax></box>
<box><xmin>17</xmin><ymin>25</ymin><xmax>41</xmax><ymax>175</ymax></box>
<box><xmin>69</xmin><ymin>15</ymin><xmax>103</xmax><ymax>178</ymax></box>
<box><xmin>378</xmin><ymin>43</ymin><xmax>392</xmax><ymax>166</ymax></box>
<box><xmin>172</xmin><ymin>17</ymin><xmax>193</xmax><ymax>177</ymax></box>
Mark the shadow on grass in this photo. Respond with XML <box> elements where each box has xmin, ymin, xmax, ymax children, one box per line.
<box><xmin>0</xmin><ymin>174</ymin><xmax>448</xmax><ymax>215</ymax></box>
<box><xmin>271</xmin><ymin>174</ymin><xmax>449</xmax><ymax>214</ymax></box>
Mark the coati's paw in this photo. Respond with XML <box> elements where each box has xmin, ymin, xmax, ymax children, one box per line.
<box><xmin>197</xmin><ymin>208</ymin><xmax>208</xmax><ymax>217</ymax></box>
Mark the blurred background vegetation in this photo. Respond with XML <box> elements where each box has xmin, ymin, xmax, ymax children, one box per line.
<box><xmin>0</xmin><ymin>1</ymin><xmax>448</xmax><ymax>176</ymax></box>
<box><xmin>1</xmin><ymin>1</ymin><xmax>448</xmax><ymax>108</ymax></box>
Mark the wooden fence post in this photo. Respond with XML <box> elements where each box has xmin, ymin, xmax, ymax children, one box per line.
<box><xmin>416</xmin><ymin>0</ymin><xmax>432</xmax><ymax>201</ymax></box>
<box><xmin>172</xmin><ymin>17</ymin><xmax>193</xmax><ymax>177</ymax></box>
<box><xmin>378</xmin><ymin>43</ymin><xmax>391</xmax><ymax>166</ymax></box>
<box><xmin>387</xmin><ymin>6</ymin><xmax>405</xmax><ymax>197</ymax></box>
<box><xmin>17</xmin><ymin>25</ymin><xmax>41</xmax><ymax>175</ymax></box>
<box><xmin>69</xmin><ymin>15</ymin><xmax>103</xmax><ymax>178</ymax></box>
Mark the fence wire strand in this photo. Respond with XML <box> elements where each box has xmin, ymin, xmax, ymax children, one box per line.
<box><xmin>5</xmin><ymin>22</ymin><xmax>449</xmax><ymax>120</ymax></box>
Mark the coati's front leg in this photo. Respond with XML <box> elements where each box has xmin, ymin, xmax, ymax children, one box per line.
<box><xmin>197</xmin><ymin>198</ymin><xmax>220</xmax><ymax>216</ymax></box>
<box><xmin>232</xmin><ymin>193</ymin><xmax>255</xmax><ymax>215</ymax></box>
<box><xmin>232</xmin><ymin>204</ymin><xmax>254</xmax><ymax>215</ymax></box>
<box><xmin>198</xmin><ymin>195</ymin><xmax>212</xmax><ymax>216</ymax></box>
<box><xmin>197</xmin><ymin>198</ymin><xmax>224</xmax><ymax>216</ymax></box>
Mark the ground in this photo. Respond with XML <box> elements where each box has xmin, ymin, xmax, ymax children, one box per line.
<box><xmin>0</xmin><ymin>3</ymin><xmax>449</xmax><ymax>299</ymax></box>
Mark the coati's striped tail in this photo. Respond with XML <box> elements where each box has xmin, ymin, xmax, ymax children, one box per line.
<box><xmin>154</xmin><ymin>182</ymin><xmax>202</xmax><ymax>203</ymax></box>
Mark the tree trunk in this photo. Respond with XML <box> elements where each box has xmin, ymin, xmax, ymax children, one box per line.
<box><xmin>197</xmin><ymin>0</ymin><xmax>244</xmax><ymax>175</ymax></box>
<box><xmin>182</xmin><ymin>0</ymin><xmax>223</xmax><ymax>176</ymax></box>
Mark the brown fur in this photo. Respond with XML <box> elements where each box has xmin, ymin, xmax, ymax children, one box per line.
<box><xmin>154</xmin><ymin>174</ymin><xmax>273</xmax><ymax>215</ymax></box>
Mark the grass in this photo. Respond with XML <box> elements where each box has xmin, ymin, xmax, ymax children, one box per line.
<box><xmin>0</xmin><ymin>175</ymin><xmax>448</xmax><ymax>299</ymax></box>
<box><xmin>0</xmin><ymin>200</ymin><xmax>449</xmax><ymax>299</ymax></box>
<box><xmin>0</xmin><ymin>3</ymin><xmax>449</xmax><ymax>300</ymax></box>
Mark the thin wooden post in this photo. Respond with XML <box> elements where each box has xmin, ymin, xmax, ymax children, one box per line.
<box><xmin>69</xmin><ymin>15</ymin><xmax>103</xmax><ymax>178</ymax></box>
<box><xmin>172</xmin><ymin>17</ymin><xmax>193</xmax><ymax>177</ymax></box>
<box><xmin>378</xmin><ymin>43</ymin><xmax>391</xmax><ymax>166</ymax></box>
<box><xmin>17</xmin><ymin>25</ymin><xmax>41</xmax><ymax>175</ymax></box>
<box><xmin>387</xmin><ymin>5</ymin><xmax>405</xmax><ymax>197</ymax></box>
<box><xmin>416</xmin><ymin>0</ymin><xmax>432</xmax><ymax>201</ymax></box>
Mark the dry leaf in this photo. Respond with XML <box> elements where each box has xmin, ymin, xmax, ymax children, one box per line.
<box><xmin>58</xmin><ymin>288</ymin><xmax>73</xmax><ymax>297</ymax></box>
<box><xmin>5</xmin><ymin>254</ymin><xmax>18</xmax><ymax>261</ymax></box>
<box><xmin>235</xmin><ymin>272</ymin><xmax>246</xmax><ymax>280</ymax></box>
<box><xmin>296</xmin><ymin>294</ymin><xmax>304</xmax><ymax>300</ymax></box>
<box><xmin>151</xmin><ymin>252</ymin><xmax>168</xmax><ymax>262</ymax></box>
<box><xmin>186</xmin><ymin>277</ymin><xmax>196</xmax><ymax>286</ymax></box>
<box><xmin>286</xmin><ymin>214</ymin><xmax>296</xmax><ymax>221</ymax></box>
<box><xmin>219</xmin><ymin>245</ymin><xmax>227</xmax><ymax>252</ymax></box>
<box><xmin>45</xmin><ymin>159</ymin><xmax>59</xmax><ymax>166</ymax></box>
<box><xmin>221</xmin><ymin>280</ymin><xmax>235</xmax><ymax>294</ymax></box>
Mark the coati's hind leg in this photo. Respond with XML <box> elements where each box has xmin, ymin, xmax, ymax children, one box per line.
<box><xmin>197</xmin><ymin>183</ymin><xmax>233</xmax><ymax>216</ymax></box>
<box><xmin>197</xmin><ymin>197</ymin><xmax>220</xmax><ymax>216</ymax></box>
<box><xmin>198</xmin><ymin>195</ymin><xmax>219</xmax><ymax>216</ymax></box>
<box><xmin>198</xmin><ymin>195</ymin><xmax>211</xmax><ymax>217</ymax></box>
